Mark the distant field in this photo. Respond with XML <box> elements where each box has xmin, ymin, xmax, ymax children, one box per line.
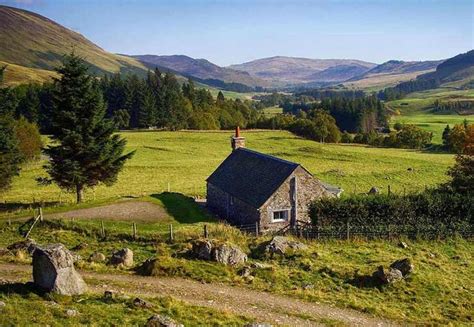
<box><xmin>262</xmin><ymin>106</ymin><xmax>283</xmax><ymax>117</ymax></box>
<box><xmin>0</xmin><ymin>60</ymin><xmax>57</xmax><ymax>86</ymax></box>
<box><xmin>387</xmin><ymin>88</ymin><xmax>474</xmax><ymax>143</ymax></box>
<box><xmin>2</xmin><ymin>130</ymin><xmax>454</xmax><ymax>205</ymax></box>
<box><xmin>207</xmin><ymin>88</ymin><xmax>264</xmax><ymax>100</ymax></box>
<box><xmin>343</xmin><ymin>70</ymin><xmax>435</xmax><ymax>92</ymax></box>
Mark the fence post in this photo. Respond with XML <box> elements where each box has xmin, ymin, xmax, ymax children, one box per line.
<box><xmin>101</xmin><ymin>220</ymin><xmax>105</xmax><ymax>238</ymax></box>
<box><xmin>8</xmin><ymin>218</ymin><xmax>11</xmax><ymax>226</ymax></box>
<box><xmin>203</xmin><ymin>224</ymin><xmax>208</xmax><ymax>239</ymax></box>
<box><xmin>132</xmin><ymin>222</ymin><xmax>137</xmax><ymax>240</ymax></box>
<box><xmin>39</xmin><ymin>207</ymin><xmax>43</xmax><ymax>222</ymax></box>
<box><xmin>169</xmin><ymin>224</ymin><xmax>174</xmax><ymax>242</ymax></box>
<box><xmin>255</xmin><ymin>222</ymin><xmax>259</xmax><ymax>237</ymax></box>
<box><xmin>388</xmin><ymin>185</ymin><xmax>391</xmax><ymax>196</ymax></box>
<box><xmin>387</xmin><ymin>224</ymin><xmax>391</xmax><ymax>240</ymax></box>
<box><xmin>346</xmin><ymin>221</ymin><xmax>350</xmax><ymax>240</ymax></box>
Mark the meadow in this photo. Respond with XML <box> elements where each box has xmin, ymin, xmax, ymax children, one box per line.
<box><xmin>387</xmin><ymin>88</ymin><xmax>474</xmax><ymax>143</ymax></box>
<box><xmin>2</xmin><ymin>130</ymin><xmax>455</xmax><ymax>207</ymax></box>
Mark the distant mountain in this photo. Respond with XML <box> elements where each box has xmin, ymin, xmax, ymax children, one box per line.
<box><xmin>228</xmin><ymin>56</ymin><xmax>376</xmax><ymax>87</ymax></box>
<box><xmin>419</xmin><ymin>50</ymin><xmax>474</xmax><ymax>87</ymax></box>
<box><xmin>0</xmin><ymin>5</ymin><xmax>148</xmax><ymax>78</ymax></box>
<box><xmin>132</xmin><ymin>54</ymin><xmax>267</xmax><ymax>88</ymax></box>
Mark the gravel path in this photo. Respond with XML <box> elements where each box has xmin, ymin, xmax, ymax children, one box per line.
<box><xmin>0</xmin><ymin>263</ymin><xmax>396</xmax><ymax>327</ymax></box>
<box><xmin>46</xmin><ymin>201</ymin><xmax>169</xmax><ymax>222</ymax></box>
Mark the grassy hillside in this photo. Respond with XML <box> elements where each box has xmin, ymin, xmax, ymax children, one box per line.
<box><xmin>2</xmin><ymin>130</ymin><xmax>455</xmax><ymax>205</ymax></box>
<box><xmin>344</xmin><ymin>70</ymin><xmax>435</xmax><ymax>91</ymax></box>
<box><xmin>0</xmin><ymin>6</ymin><xmax>148</xmax><ymax>78</ymax></box>
<box><xmin>0</xmin><ymin>60</ymin><xmax>57</xmax><ymax>86</ymax></box>
<box><xmin>387</xmin><ymin>88</ymin><xmax>474</xmax><ymax>143</ymax></box>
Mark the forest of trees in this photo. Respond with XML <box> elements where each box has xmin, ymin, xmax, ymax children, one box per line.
<box><xmin>433</xmin><ymin>100</ymin><xmax>474</xmax><ymax>115</ymax></box>
<box><xmin>377</xmin><ymin>78</ymin><xmax>440</xmax><ymax>101</ymax></box>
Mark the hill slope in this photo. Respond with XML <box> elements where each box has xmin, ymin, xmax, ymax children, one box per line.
<box><xmin>419</xmin><ymin>50</ymin><xmax>474</xmax><ymax>87</ymax></box>
<box><xmin>0</xmin><ymin>5</ymin><xmax>147</xmax><ymax>76</ymax></box>
<box><xmin>132</xmin><ymin>54</ymin><xmax>267</xmax><ymax>88</ymax></box>
<box><xmin>228</xmin><ymin>56</ymin><xmax>376</xmax><ymax>87</ymax></box>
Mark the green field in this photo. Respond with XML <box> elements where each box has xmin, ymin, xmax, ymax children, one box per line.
<box><xmin>387</xmin><ymin>88</ymin><xmax>474</xmax><ymax>143</ymax></box>
<box><xmin>2</xmin><ymin>130</ymin><xmax>454</xmax><ymax>206</ymax></box>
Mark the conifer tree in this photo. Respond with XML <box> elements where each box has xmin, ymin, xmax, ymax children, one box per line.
<box><xmin>43</xmin><ymin>52</ymin><xmax>134</xmax><ymax>203</ymax></box>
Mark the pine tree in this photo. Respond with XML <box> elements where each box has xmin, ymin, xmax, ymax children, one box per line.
<box><xmin>216</xmin><ymin>91</ymin><xmax>225</xmax><ymax>104</ymax></box>
<box><xmin>0</xmin><ymin>66</ymin><xmax>21</xmax><ymax>191</ymax></box>
<box><xmin>43</xmin><ymin>52</ymin><xmax>134</xmax><ymax>203</ymax></box>
<box><xmin>442</xmin><ymin>124</ymin><xmax>451</xmax><ymax>149</ymax></box>
<box><xmin>139</xmin><ymin>88</ymin><xmax>157</xmax><ymax>128</ymax></box>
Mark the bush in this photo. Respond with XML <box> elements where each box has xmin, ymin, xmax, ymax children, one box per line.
<box><xmin>309</xmin><ymin>191</ymin><xmax>473</xmax><ymax>237</ymax></box>
<box><xmin>14</xmin><ymin>117</ymin><xmax>42</xmax><ymax>161</ymax></box>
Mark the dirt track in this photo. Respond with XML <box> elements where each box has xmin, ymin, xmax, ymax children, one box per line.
<box><xmin>46</xmin><ymin>201</ymin><xmax>169</xmax><ymax>222</ymax></box>
<box><xmin>0</xmin><ymin>263</ymin><xmax>396</xmax><ymax>327</ymax></box>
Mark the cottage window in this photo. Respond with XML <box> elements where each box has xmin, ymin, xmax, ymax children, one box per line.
<box><xmin>272</xmin><ymin>210</ymin><xmax>289</xmax><ymax>222</ymax></box>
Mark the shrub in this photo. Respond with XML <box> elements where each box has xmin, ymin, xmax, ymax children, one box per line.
<box><xmin>14</xmin><ymin>117</ymin><xmax>42</xmax><ymax>161</ymax></box>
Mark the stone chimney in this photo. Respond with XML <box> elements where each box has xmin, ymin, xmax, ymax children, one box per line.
<box><xmin>231</xmin><ymin>126</ymin><xmax>245</xmax><ymax>151</ymax></box>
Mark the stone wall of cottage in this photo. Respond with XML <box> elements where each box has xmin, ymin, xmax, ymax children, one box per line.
<box><xmin>206</xmin><ymin>182</ymin><xmax>260</xmax><ymax>226</ymax></box>
<box><xmin>259</xmin><ymin>166</ymin><xmax>332</xmax><ymax>232</ymax></box>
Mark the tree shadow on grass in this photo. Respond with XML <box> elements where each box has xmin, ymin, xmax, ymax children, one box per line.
<box><xmin>151</xmin><ymin>192</ymin><xmax>215</xmax><ymax>224</ymax></box>
<box><xmin>0</xmin><ymin>282</ymin><xmax>45</xmax><ymax>296</ymax></box>
<box><xmin>347</xmin><ymin>274</ymin><xmax>383</xmax><ymax>289</ymax></box>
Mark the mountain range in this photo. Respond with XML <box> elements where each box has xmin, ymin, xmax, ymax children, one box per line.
<box><xmin>0</xmin><ymin>5</ymin><xmax>471</xmax><ymax>91</ymax></box>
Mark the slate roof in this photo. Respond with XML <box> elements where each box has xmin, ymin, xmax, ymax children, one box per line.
<box><xmin>207</xmin><ymin>148</ymin><xmax>300</xmax><ymax>208</ymax></box>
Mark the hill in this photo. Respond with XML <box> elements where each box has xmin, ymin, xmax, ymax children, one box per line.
<box><xmin>344</xmin><ymin>60</ymin><xmax>442</xmax><ymax>90</ymax></box>
<box><xmin>419</xmin><ymin>50</ymin><xmax>474</xmax><ymax>87</ymax></box>
<box><xmin>132</xmin><ymin>54</ymin><xmax>267</xmax><ymax>88</ymax></box>
<box><xmin>0</xmin><ymin>5</ymin><xmax>148</xmax><ymax>78</ymax></box>
<box><xmin>228</xmin><ymin>56</ymin><xmax>376</xmax><ymax>87</ymax></box>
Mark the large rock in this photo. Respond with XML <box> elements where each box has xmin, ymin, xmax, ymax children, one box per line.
<box><xmin>146</xmin><ymin>314</ymin><xmax>183</xmax><ymax>327</ymax></box>
<box><xmin>212</xmin><ymin>244</ymin><xmax>247</xmax><ymax>266</ymax></box>
<box><xmin>110</xmin><ymin>248</ymin><xmax>134</xmax><ymax>267</ymax></box>
<box><xmin>8</xmin><ymin>239</ymin><xmax>37</xmax><ymax>255</ymax></box>
<box><xmin>89</xmin><ymin>252</ymin><xmax>106</xmax><ymax>263</ymax></box>
<box><xmin>373</xmin><ymin>266</ymin><xmax>403</xmax><ymax>284</ymax></box>
<box><xmin>265</xmin><ymin>236</ymin><xmax>307</xmax><ymax>255</ymax></box>
<box><xmin>390</xmin><ymin>258</ymin><xmax>414</xmax><ymax>277</ymax></box>
<box><xmin>368</xmin><ymin>186</ymin><xmax>380</xmax><ymax>195</ymax></box>
<box><xmin>191</xmin><ymin>240</ymin><xmax>213</xmax><ymax>260</ymax></box>
<box><xmin>32</xmin><ymin>244</ymin><xmax>87</xmax><ymax>295</ymax></box>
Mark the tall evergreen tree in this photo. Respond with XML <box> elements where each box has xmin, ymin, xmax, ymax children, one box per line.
<box><xmin>43</xmin><ymin>53</ymin><xmax>134</xmax><ymax>203</ymax></box>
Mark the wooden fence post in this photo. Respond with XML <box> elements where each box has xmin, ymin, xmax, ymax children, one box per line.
<box><xmin>101</xmin><ymin>220</ymin><xmax>105</xmax><ymax>238</ymax></box>
<box><xmin>132</xmin><ymin>222</ymin><xmax>137</xmax><ymax>240</ymax></box>
<box><xmin>346</xmin><ymin>221</ymin><xmax>350</xmax><ymax>241</ymax></box>
<box><xmin>8</xmin><ymin>218</ymin><xmax>11</xmax><ymax>226</ymax></box>
<box><xmin>39</xmin><ymin>207</ymin><xmax>43</xmax><ymax>222</ymax></box>
<box><xmin>169</xmin><ymin>224</ymin><xmax>174</xmax><ymax>242</ymax></box>
<box><xmin>203</xmin><ymin>224</ymin><xmax>208</xmax><ymax>239</ymax></box>
<box><xmin>388</xmin><ymin>185</ymin><xmax>391</xmax><ymax>196</ymax></box>
<box><xmin>255</xmin><ymin>222</ymin><xmax>259</xmax><ymax>237</ymax></box>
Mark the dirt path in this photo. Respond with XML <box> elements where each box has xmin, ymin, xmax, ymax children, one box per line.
<box><xmin>46</xmin><ymin>201</ymin><xmax>169</xmax><ymax>222</ymax></box>
<box><xmin>0</xmin><ymin>263</ymin><xmax>396</xmax><ymax>327</ymax></box>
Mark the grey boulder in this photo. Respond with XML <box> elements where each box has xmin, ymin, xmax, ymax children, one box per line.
<box><xmin>390</xmin><ymin>258</ymin><xmax>414</xmax><ymax>277</ymax></box>
<box><xmin>212</xmin><ymin>243</ymin><xmax>247</xmax><ymax>266</ymax></box>
<box><xmin>265</xmin><ymin>236</ymin><xmax>307</xmax><ymax>255</ymax></box>
<box><xmin>146</xmin><ymin>314</ymin><xmax>183</xmax><ymax>327</ymax></box>
<box><xmin>373</xmin><ymin>266</ymin><xmax>403</xmax><ymax>284</ymax></box>
<box><xmin>32</xmin><ymin>244</ymin><xmax>87</xmax><ymax>295</ymax></box>
<box><xmin>110</xmin><ymin>248</ymin><xmax>134</xmax><ymax>267</ymax></box>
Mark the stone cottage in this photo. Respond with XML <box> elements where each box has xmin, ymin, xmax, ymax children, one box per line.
<box><xmin>206</xmin><ymin>128</ymin><xmax>342</xmax><ymax>232</ymax></box>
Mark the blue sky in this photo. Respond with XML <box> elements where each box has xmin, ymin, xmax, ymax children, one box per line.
<box><xmin>2</xmin><ymin>0</ymin><xmax>473</xmax><ymax>66</ymax></box>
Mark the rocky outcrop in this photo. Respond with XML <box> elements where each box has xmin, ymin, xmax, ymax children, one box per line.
<box><xmin>146</xmin><ymin>314</ymin><xmax>183</xmax><ymax>327</ymax></box>
<box><xmin>191</xmin><ymin>240</ymin><xmax>247</xmax><ymax>266</ymax></box>
<box><xmin>264</xmin><ymin>236</ymin><xmax>307</xmax><ymax>255</ymax></box>
<box><xmin>390</xmin><ymin>258</ymin><xmax>414</xmax><ymax>277</ymax></box>
<box><xmin>373</xmin><ymin>258</ymin><xmax>414</xmax><ymax>285</ymax></box>
<box><xmin>89</xmin><ymin>252</ymin><xmax>106</xmax><ymax>263</ymax></box>
<box><xmin>32</xmin><ymin>244</ymin><xmax>87</xmax><ymax>295</ymax></box>
<box><xmin>110</xmin><ymin>248</ymin><xmax>134</xmax><ymax>267</ymax></box>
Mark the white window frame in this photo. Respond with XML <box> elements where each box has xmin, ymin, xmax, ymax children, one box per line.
<box><xmin>271</xmin><ymin>209</ymin><xmax>290</xmax><ymax>223</ymax></box>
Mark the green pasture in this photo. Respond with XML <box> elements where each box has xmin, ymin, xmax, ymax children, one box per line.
<box><xmin>2</xmin><ymin>130</ymin><xmax>454</xmax><ymax>207</ymax></box>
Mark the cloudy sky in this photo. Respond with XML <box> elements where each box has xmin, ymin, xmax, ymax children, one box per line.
<box><xmin>2</xmin><ymin>0</ymin><xmax>472</xmax><ymax>65</ymax></box>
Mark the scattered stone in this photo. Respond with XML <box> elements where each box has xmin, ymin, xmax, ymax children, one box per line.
<box><xmin>212</xmin><ymin>243</ymin><xmax>247</xmax><ymax>266</ymax></box>
<box><xmin>302</xmin><ymin>283</ymin><xmax>314</xmax><ymax>290</ymax></box>
<box><xmin>368</xmin><ymin>186</ymin><xmax>380</xmax><ymax>195</ymax></box>
<box><xmin>89</xmin><ymin>252</ymin><xmax>106</xmax><ymax>263</ymax></box>
<box><xmin>133</xmin><ymin>297</ymin><xmax>153</xmax><ymax>308</ymax></box>
<box><xmin>373</xmin><ymin>266</ymin><xmax>403</xmax><ymax>284</ymax></box>
<box><xmin>146</xmin><ymin>314</ymin><xmax>183</xmax><ymax>327</ymax></box>
<box><xmin>136</xmin><ymin>258</ymin><xmax>158</xmax><ymax>276</ymax></box>
<box><xmin>239</xmin><ymin>266</ymin><xmax>252</xmax><ymax>277</ymax></box>
<box><xmin>398</xmin><ymin>241</ymin><xmax>408</xmax><ymax>249</ymax></box>
<box><xmin>66</xmin><ymin>309</ymin><xmax>78</xmax><ymax>317</ymax></box>
<box><xmin>8</xmin><ymin>239</ymin><xmax>37</xmax><ymax>255</ymax></box>
<box><xmin>250</xmin><ymin>262</ymin><xmax>272</xmax><ymax>269</ymax></box>
<box><xmin>407</xmin><ymin>167</ymin><xmax>413</xmax><ymax>172</ymax></box>
<box><xmin>32</xmin><ymin>243</ymin><xmax>87</xmax><ymax>295</ymax></box>
<box><xmin>191</xmin><ymin>240</ymin><xmax>213</xmax><ymax>260</ymax></box>
<box><xmin>244</xmin><ymin>324</ymin><xmax>273</xmax><ymax>327</ymax></box>
<box><xmin>104</xmin><ymin>290</ymin><xmax>114</xmax><ymax>300</ymax></box>
<box><xmin>110</xmin><ymin>248</ymin><xmax>134</xmax><ymax>267</ymax></box>
<box><xmin>71</xmin><ymin>243</ymin><xmax>88</xmax><ymax>251</ymax></box>
<box><xmin>452</xmin><ymin>255</ymin><xmax>461</xmax><ymax>260</ymax></box>
<box><xmin>265</xmin><ymin>236</ymin><xmax>307</xmax><ymax>255</ymax></box>
<box><xmin>390</xmin><ymin>258</ymin><xmax>414</xmax><ymax>277</ymax></box>
<box><xmin>191</xmin><ymin>240</ymin><xmax>247</xmax><ymax>266</ymax></box>
<box><xmin>428</xmin><ymin>252</ymin><xmax>436</xmax><ymax>258</ymax></box>
<box><xmin>0</xmin><ymin>301</ymin><xmax>5</xmax><ymax>309</ymax></box>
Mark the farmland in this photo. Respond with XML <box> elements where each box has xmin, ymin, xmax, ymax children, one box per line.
<box><xmin>2</xmin><ymin>130</ymin><xmax>455</xmax><ymax>207</ymax></box>
<box><xmin>387</xmin><ymin>88</ymin><xmax>474</xmax><ymax>143</ymax></box>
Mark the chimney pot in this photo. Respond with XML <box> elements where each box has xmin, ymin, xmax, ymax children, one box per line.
<box><xmin>231</xmin><ymin>126</ymin><xmax>245</xmax><ymax>151</ymax></box>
